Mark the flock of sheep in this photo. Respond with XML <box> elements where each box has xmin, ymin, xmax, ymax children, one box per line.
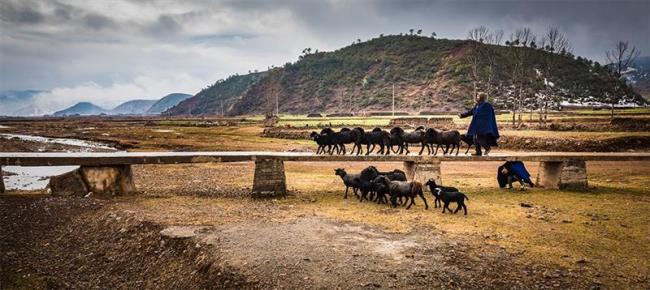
<box><xmin>335</xmin><ymin>166</ymin><xmax>469</xmax><ymax>214</ymax></box>
<box><xmin>310</xmin><ymin>126</ymin><xmax>473</xmax><ymax>155</ymax></box>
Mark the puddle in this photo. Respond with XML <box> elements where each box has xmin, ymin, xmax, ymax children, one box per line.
<box><xmin>3</xmin><ymin>166</ymin><xmax>79</xmax><ymax>190</ymax></box>
<box><xmin>1</xmin><ymin>133</ymin><xmax>119</xmax><ymax>190</ymax></box>
<box><xmin>152</xmin><ymin>129</ymin><xmax>175</xmax><ymax>133</ymax></box>
<box><xmin>1</xmin><ymin>133</ymin><xmax>117</xmax><ymax>151</ymax></box>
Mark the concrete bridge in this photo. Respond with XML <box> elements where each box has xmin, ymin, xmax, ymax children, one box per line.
<box><xmin>1</xmin><ymin>152</ymin><xmax>649</xmax><ymax>196</ymax></box>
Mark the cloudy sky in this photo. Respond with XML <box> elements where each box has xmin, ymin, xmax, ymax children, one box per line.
<box><xmin>1</xmin><ymin>0</ymin><xmax>648</xmax><ymax>112</ymax></box>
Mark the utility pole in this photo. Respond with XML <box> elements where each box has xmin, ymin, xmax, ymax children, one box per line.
<box><xmin>275</xmin><ymin>95</ymin><xmax>279</xmax><ymax>116</ymax></box>
<box><xmin>220</xmin><ymin>100</ymin><xmax>224</xmax><ymax>116</ymax></box>
<box><xmin>392</xmin><ymin>84</ymin><xmax>395</xmax><ymax>117</ymax></box>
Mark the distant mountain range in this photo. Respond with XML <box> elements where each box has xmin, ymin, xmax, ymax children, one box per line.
<box><xmin>51</xmin><ymin>93</ymin><xmax>191</xmax><ymax>116</ymax></box>
<box><xmin>0</xmin><ymin>90</ymin><xmax>48</xmax><ymax>116</ymax></box>
<box><xmin>623</xmin><ymin>56</ymin><xmax>650</xmax><ymax>99</ymax></box>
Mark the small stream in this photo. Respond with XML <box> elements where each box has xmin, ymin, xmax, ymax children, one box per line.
<box><xmin>1</xmin><ymin>133</ymin><xmax>120</xmax><ymax>190</ymax></box>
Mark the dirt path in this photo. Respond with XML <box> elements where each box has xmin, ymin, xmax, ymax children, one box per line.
<box><xmin>1</xmin><ymin>195</ymin><xmax>599</xmax><ymax>289</ymax></box>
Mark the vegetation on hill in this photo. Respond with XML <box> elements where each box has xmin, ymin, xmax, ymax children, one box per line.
<box><xmin>164</xmin><ymin>73</ymin><xmax>266</xmax><ymax>115</ymax></box>
<box><xmin>167</xmin><ymin>34</ymin><xmax>644</xmax><ymax>116</ymax></box>
<box><xmin>147</xmin><ymin>93</ymin><xmax>192</xmax><ymax>114</ymax></box>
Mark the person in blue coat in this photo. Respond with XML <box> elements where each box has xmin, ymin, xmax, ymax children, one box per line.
<box><xmin>459</xmin><ymin>92</ymin><xmax>499</xmax><ymax>156</ymax></box>
<box><xmin>497</xmin><ymin>161</ymin><xmax>535</xmax><ymax>189</ymax></box>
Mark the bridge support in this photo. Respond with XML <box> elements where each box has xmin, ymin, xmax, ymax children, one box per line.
<box><xmin>0</xmin><ymin>166</ymin><xmax>5</xmax><ymax>194</ymax></box>
<box><xmin>252</xmin><ymin>159</ymin><xmax>286</xmax><ymax>198</ymax></box>
<box><xmin>536</xmin><ymin>160</ymin><xmax>588</xmax><ymax>190</ymax></box>
<box><xmin>49</xmin><ymin>165</ymin><xmax>136</xmax><ymax>196</ymax></box>
<box><xmin>403</xmin><ymin>160</ymin><xmax>442</xmax><ymax>185</ymax></box>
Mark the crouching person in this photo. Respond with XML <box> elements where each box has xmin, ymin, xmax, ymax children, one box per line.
<box><xmin>497</xmin><ymin>161</ymin><xmax>534</xmax><ymax>190</ymax></box>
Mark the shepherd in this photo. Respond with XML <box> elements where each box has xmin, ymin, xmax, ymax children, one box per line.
<box><xmin>459</xmin><ymin>92</ymin><xmax>499</xmax><ymax>156</ymax></box>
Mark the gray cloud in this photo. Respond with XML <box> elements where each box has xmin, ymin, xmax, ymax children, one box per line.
<box><xmin>0</xmin><ymin>1</ymin><xmax>44</xmax><ymax>24</ymax></box>
<box><xmin>0</xmin><ymin>0</ymin><xmax>648</xmax><ymax>112</ymax></box>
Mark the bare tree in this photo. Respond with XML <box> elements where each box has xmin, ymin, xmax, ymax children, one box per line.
<box><xmin>605</xmin><ymin>41</ymin><xmax>640</xmax><ymax>118</ymax></box>
<box><xmin>537</xmin><ymin>27</ymin><xmax>571</xmax><ymax>122</ymax></box>
<box><xmin>507</xmin><ymin>27</ymin><xmax>537</xmax><ymax>124</ymax></box>
<box><xmin>467</xmin><ymin>26</ymin><xmax>490</xmax><ymax>43</ymax></box>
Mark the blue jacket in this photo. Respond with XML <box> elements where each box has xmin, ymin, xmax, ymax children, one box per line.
<box><xmin>461</xmin><ymin>101</ymin><xmax>499</xmax><ymax>141</ymax></box>
<box><xmin>497</xmin><ymin>161</ymin><xmax>534</xmax><ymax>187</ymax></box>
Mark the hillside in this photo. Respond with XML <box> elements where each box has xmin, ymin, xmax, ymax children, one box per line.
<box><xmin>147</xmin><ymin>93</ymin><xmax>192</xmax><ymax>114</ymax></box>
<box><xmin>110</xmin><ymin>100</ymin><xmax>157</xmax><ymax>115</ymax></box>
<box><xmin>53</xmin><ymin>102</ymin><xmax>107</xmax><ymax>116</ymax></box>
<box><xmin>623</xmin><ymin>56</ymin><xmax>650</xmax><ymax>99</ymax></box>
<box><xmin>164</xmin><ymin>73</ymin><xmax>265</xmax><ymax>115</ymax></box>
<box><xmin>167</xmin><ymin>35</ymin><xmax>644</xmax><ymax>115</ymax></box>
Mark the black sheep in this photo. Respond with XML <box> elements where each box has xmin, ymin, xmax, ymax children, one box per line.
<box><xmin>460</xmin><ymin>134</ymin><xmax>474</xmax><ymax>155</ymax></box>
<box><xmin>424</xmin><ymin>179</ymin><xmax>459</xmax><ymax>208</ymax></box>
<box><xmin>373</xmin><ymin>176</ymin><xmax>428</xmax><ymax>209</ymax></box>
<box><xmin>439</xmin><ymin>190</ymin><xmax>469</xmax><ymax>215</ymax></box>
<box><xmin>334</xmin><ymin>168</ymin><xmax>360</xmax><ymax>199</ymax></box>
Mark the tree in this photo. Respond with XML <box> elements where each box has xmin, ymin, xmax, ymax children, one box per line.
<box><xmin>417</xmin><ymin>29</ymin><xmax>422</xmax><ymax>35</ymax></box>
<box><xmin>409</xmin><ymin>29</ymin><xmax>414</xmax><ymax>35</ymax></box>
<box><xmin>605</xmin><ymin>41</ymin><xmax>640</xmax><ymax>119</ymax></box>
<box><xmin>537</xmin><ymin>27</ymin><xmax>571</xmax><ymax>122</ymax></box>
<box><xmin>431</xmin><ymin>32</ymin><xmax>437</xmax><ymax>38</ymax></box>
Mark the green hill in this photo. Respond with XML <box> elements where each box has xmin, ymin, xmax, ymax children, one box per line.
<box><xmin>164</xmin><ymin>73</ymin><xmax>266</xmax><ymax>115</ymax></box>
<box><xmin>167</xmin><ymin>35</ymin><xmax>644</xmax><ymax>116</ymax></box>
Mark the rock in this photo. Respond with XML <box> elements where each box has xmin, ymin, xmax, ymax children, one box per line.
<box><xmin>562</xmin><ymin>219</ymin><xmax>572</xmax><ymax>223</ymax></box>
<box><xmin>576</xmin><ymin>258</ymin><xmax>588</xmax><ymax>264</ymax></box>
<box><xmin>49</xmin><ymin>169</ymin><xmax>88</xmax><ymax>196</ymax></box>
<box><xmin>160</xmin><ymin>226</ymin><xmax>206</xmax><ymax>239</ymax></box>
<box><xmin>520</xmin><ymin>202</ymin><xmax>533</xmax><ymax>208</ymax></box>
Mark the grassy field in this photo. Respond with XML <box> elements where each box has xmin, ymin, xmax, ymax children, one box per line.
<box><xmin>121</xmin><ymin>159</ymin><xmax>650</xmax><ymax>288</ymax></box>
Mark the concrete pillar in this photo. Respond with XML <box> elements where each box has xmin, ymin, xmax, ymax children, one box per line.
<box><xmin>403</xmin><ymin>160</ymin><xmax>442</xmax><ymax>185</ymax></box>
<box><xmin>536</xmin><ymin>160</ymin><xmax>588</xmax><ymax>190</ymax></box>
<box><xmin>49</xmin><ymin>165</ymin><xmax>136</xmax><ymax>196</ymax></box>
<box><xmin>0</xmin><ymin>166</ymin><xmax>5</xmax><ymax>194</ymax></box>
<box><xmin>252</xmin><ymin>158</ymin><xmax>287</xmax><ymax>198</ymax></box>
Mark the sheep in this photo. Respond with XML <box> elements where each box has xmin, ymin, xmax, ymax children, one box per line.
<box><xmin>372</xmin><ymin>176</ymin><xmax>428</xmax><ymax>209</ymax></box>
<box><xmin>460</xmin><ymin>134</ymin><xmax>474</xmax><ymax>155</ymax></box>
<box><xmin>321</xmin><ymin>127</ymin><xmax>361</xmax><ymax>155</ymax></box>
<box><xmin>334</xmin><ymin>168</ymin><xmax>361</xmax><ymax>199</ymax></box>
<box><xmin>439</xmin><ymin>190</ymin><xmax>469</xmax><ymax>215</ymax></box>
<box><xmin>310</xmin><ymin>131</ymin><xmax>338</xmax><ymax>154</ymax></box>
<box><xmin>424</xmin><ymin>128</ymin><xmax>462</xmax><ymax>155</ymax></box>
<box><xmin>389</xmin><ymin>126</ymin><xmax>427</xmax><ymax>155</ymax></box>
<box><xmin>359</xmin><ymin>166</ymin><xmax>407</xmax><ymax>203</ymax></box>
<box><xmin>424</xmin><ymin>179</ymin><xmax>459</xmax><ymax>208</ymax></box>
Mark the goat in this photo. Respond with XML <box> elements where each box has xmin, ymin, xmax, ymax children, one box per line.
<box><xmin>373</xmin><ymin>176</ymin><xmax>428</xmax><ymax>209</ymax></box>
<box><xmin>424</xmin><ymin>179</ymin><xmax>458</xmax><ymax>208</ymax></box>
<box><xmin>439</xmin><ymin>190</ymin><xmax>469</xmax><ymax>215</ymax></box>
<box><xmin>334</xmin><ymin>168</ymin><xmax>360</xmax><ymax>199</ymax></box>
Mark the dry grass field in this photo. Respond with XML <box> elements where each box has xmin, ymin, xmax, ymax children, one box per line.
<box><xmin>1</xmin><ymin>116</ymin><xmax>649</xmax><ymax>289</ymax></box>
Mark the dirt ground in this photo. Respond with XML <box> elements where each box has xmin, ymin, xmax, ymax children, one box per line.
<box><xmin>1</xmin><ymin>119</ymin><xmax>649</xmax><ymax>289</ymax></box>
<box><xmin>2</xmin><ymin>160</ymin><xmax>649</xmax><ymax>289</ymax></box>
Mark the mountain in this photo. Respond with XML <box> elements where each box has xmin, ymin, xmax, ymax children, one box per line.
<box><xmin>622</xmin><ymin>56</ymin><xmax>650</xmax><ymax>99</ymax></box>
<box><xmin>109</xmin><ymin>99</ymin><xmax>157</xmax><ymax>115</ymax></box>
<box><xmin>167</xmin><ymin>35</ymin><xmax>644</xmax><ymax>116</ymax></box>
<box><xmin>53</xmin><ymin>102</ymin><xmax>107</xmax><ymax>116</ymax></box>
<box><xmin>147</xmin><ymin>93</ymin><xmax>192</xmax><ymax>114</ymax></box>
<box><xmin>164</xmin><ymin>75</ymin><xmax>264</xmax><ymax>115</ymax></box>
<box><xmin>0</xmin><ymin>90</ymin><xmax>47</xmax><ymax>116</ymax></box>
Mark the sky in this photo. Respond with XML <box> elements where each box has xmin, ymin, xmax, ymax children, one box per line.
<box><xmin>1</xmin><ymin>0</ymin><xmax>649</xmax><ymax>112</ymax></box>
